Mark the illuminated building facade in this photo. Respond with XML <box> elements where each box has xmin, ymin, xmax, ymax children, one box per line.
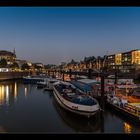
<box><xmin>105</xmin><ymin>49</ymin><xmax>140</xmax><ymax>72</ymax></box>
<box><xmin>131</xmin><ymin>50</ymin><xmax>140</xmax><ymax>70</ymax></box>
<box><xmin>121</xmin><ymin>51</ymin><xmax>132</xmax><ymax>72</ymax></box>
<box><xmin>115</xmin><ymin>53</ymin><xmax>122</xmax><ymax>65</ymax></box>
<box><xmin>0</xmin><ymin>50</ymin><xmax>16</xmax><ymax>65</ymax></box>
<box><xmin>106</xmin><ymin>54</ymin><xmax>115</xmax><ymax>69</ymax></box>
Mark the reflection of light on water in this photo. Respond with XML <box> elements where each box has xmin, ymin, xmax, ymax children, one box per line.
<box><xmin>0</xmin><ymin>85</ymin><xmax>5</xmax><ymax>105</ymax></box>
<box><xmin>0</xmin><ymin>82</ymin><xmax>18</xmax><ymax>105</ymax></box>
<box><xmin>14</xmin><ymin>82</ymin><xmax>17</xmax><ymax>101</ymax></box>
<box><xmin>5</xmin><ymin>86</ymin><xmax>9</xmax><ymax>105</ymax></box>
<box><xmin>124</xmin><ymin>122</ymin><xmax>132</xmax><ymax>133</ymax></box>
<box><xmin>24</xmin><ymin>87</ymin><xmax>27</xmax><ymax>97</ymax></box>
<box><xmin>0</xmin><ymin>126</ymin><xmax>6</xmax><ymax>133</ymax></box>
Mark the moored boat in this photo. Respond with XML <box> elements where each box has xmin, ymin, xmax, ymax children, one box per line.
<box><xmin>53</xmin><ymin>81</ymin><xmax>100</xmax><ymax>118</ymax></box>
<box><xmin>37</xmin><ymin>81</ymin><xmax>47</xmax><ymax>89</ymax></box>
<box><xmin>44</xmin><ymin>78</ymin><xmax>59</xmax><ymax>91</ymax></box>
<box><xmin>23</xmin><ymin>75</ymin><xmax>49</xmax><ymax>84</ymax></box>
<box><xmin>106</xmin><ymin>94</ymin><xmax>140</xmax><ymax>122</ymax></box>
<box><xmin>70</xmin><ymin>78</ymin><xmax>102</xmax><ymax>100</ymax></box>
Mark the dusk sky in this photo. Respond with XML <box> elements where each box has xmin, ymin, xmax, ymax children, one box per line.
<box><xmin>0</xmin><ymin>7</ymin><xmax>140</xmax><ymax>65</ymax></box>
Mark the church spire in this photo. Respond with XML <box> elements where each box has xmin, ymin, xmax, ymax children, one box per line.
<box><xmin>13</xmin><ymin>48</ymin><xmax>16</xmax><ymax>55</ymax></box>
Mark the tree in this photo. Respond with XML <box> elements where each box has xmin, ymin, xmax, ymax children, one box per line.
<box><xmin>0</xmin><ymin>59</ymin><xmax>7</xmax><ymax>68</ymax></box>
<box><xmin>34</xmin><ymin>65</ymin><xmax>42</xmax><ymax>69</ymax></box>
<box><xmin>10</xmin><ymin>62</ymin><xmax>19</xmax><ymax>69</ymax></box>
<box><xmin>21</xmin><ymin>63</ymin><xmax>30</xmax><ymax>70</ymax></box>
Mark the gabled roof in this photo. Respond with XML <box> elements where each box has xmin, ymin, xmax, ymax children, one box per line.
<box><xmin>0</xmin><ymin>50</ymin><xmax>16</xmax><ymax>57</ymax></box>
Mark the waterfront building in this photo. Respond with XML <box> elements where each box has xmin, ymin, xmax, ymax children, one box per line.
<box><xmin>33</xmin><ymin>63</ymin><xmax>44</xmax><ymax>68</ymax></box>
<box><xmin>95</xmin><ymin>56</ymin><xmax>104</xmax><ymax>71</ymax></box>
<box><xmin>79</xmin><ymin>61</ymin><xmax>86</xmax><ymax>71</ymax></box>
<box><xmin>106</xmin><ymin>54</ymin><xmax>115</xmax><ymax>70</ymax></box>
<box><xmin>16</xmin><ymin>60</ymin><xmax>27</xmax><ymax>69</ymax></box>
<box><xmin>46</xmin><ymin>49</ymin><xmax>140</xmax><ymax>79</ymax></box>
<box><xmin>0</xmin><ymin>50</ymin><xmax>16</xmax><ymax>65</ymax></box>
<box><xmin>64</xmin><ymin>60</ymin><xmax>79</xmax><ymax>71</ymax></box>
<box><xmin>104</xmin><ymin>49</ymin><xmax>140</xmax><ymax>73</ymax></box>
<box><xmin>121</xmin><ymin>50</ymin><xmax>132</xmax><ymax>72</ymax></box>
<box><xmin>115</xmin><ymin>53</ymin><xmax>122</xmax><ymax>67</ymax></box>
<box><xmin>33</xmin><ymin>63</ymin><xmax>44</xmax><ymax>74</ymax></box>
<box><xmin>131</xmin><ymin>49</ymin><xmax>140</xmax><ymax>70</ymax></box>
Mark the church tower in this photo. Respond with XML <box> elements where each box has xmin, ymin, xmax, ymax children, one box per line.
<box><xmin>13</xmin><ymin>48</ymin><xmax>16</xmax><ymax>55</ymax></box>
<box><xmin>13</xmin><ymin>48</ymin><xmax>16</xmax><ymax>61</ymax></box>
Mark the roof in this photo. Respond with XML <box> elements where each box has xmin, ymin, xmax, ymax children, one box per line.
<box><xmin>0</xmin><ymin>50</ymin><xmax>16</xmax><ymax>57</ymax></box>
<box><xmin>70</xmin><ymin>80</ymin><xmax>93</xmax><ymax>92</ymax></box>
<box><xmin>77</xmin><ymin>79</ymin><xmax>98</xmax><ymax>84</ymax></box>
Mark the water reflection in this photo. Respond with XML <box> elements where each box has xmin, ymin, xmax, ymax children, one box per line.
<box><xmin>0</xmin><ymin>81</ymin><xmax>18</xmax><ymax>106</ymax></box>
<box><xmin>5</xmin><ymin>86</ymin><xmax>9</xmax><ymax>105</ymax></box>
<box><xmin>0</xmin><ymin>81</ymin><xmax>139</xmax><ymax>133</ymax></box>
<box><xmin>23</xmin><ymin>84</ymin><xmax>33</xmax><ymax>98</ymax></box>
<box><xmin>105</xmin><ymin>107</ymin><xmax>140</xmax><ymax>133</ymax></box>
<box><xmin>24</xmin><ymin>87</ymin><xmax>27</xmax><ymax>97</ymax></box>
<box><xmin>124</xmin><ymin>122</ymin><xmax>132</xmax><ymax>133</ymax></box>
<box><xmin>53</xmin><ymin>99</ymin><xmax>102</xmax><ymax>133</ymax></box>
<box><xmin>0</xmin><ymin>126</ymin><xmax>6</xmax><ymax>133</ymax></box>
<box><xmin>14</xmin><ymin>82</ymin><xmax>17</xmax><ymax>101</ymax></box>
<box><xmin>43</xmin><ymin>90</ymin><xmax>53</xmax><ymax>98</ymax></box>
<box><xmin>0</xmin><ymin>85</ymin><xmax>4</xmax><ymax>105</ymax></box>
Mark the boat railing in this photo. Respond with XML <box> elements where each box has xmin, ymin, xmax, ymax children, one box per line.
<box><xmin>63</xmin><ymin>89</ymin><xmax>72</xmax><ymax>93</ymax></box>
<box><xmin>123</xmin><ymin>103</ymin><xmax>140</xmax><ymax>117</ymax></box>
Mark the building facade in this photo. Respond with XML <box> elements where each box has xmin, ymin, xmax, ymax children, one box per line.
<box><xmin>0</xmin><ymin>50</ymin><xmax>16</xmax><ymax>65</ymax></box>
<box><xmin>104</xmin><ymin>49</ymin><xmax>140</xmax><ymax>73</ymax></box>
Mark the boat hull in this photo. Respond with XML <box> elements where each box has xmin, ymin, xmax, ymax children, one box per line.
<box><xmin>53</xmin><ymin>88</ymin><xmax>99</xmax><ymax>118</ymax></box>
<box><xmin>44</xmin><ymin>88</ymin><xmax>53</xmax><ymax>91</ymax></box>
<box><xmin>23</xmin><ymin>77</ymin><xmax>44</xmax><ymax>84</ymax></box>
<box><xmin>106</xmin><ymin>101</ymin><xmax>140</xmax><ymax>122</ymax></box>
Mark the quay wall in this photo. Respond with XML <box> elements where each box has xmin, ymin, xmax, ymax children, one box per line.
<box><xmin>0</xmin><ymin>72</ymin><xmax>29</xmax><ymax>81</ymax></box>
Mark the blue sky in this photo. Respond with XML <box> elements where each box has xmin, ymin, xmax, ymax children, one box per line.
<box><xmin>0</xmin><ymin>7</ymin><xmax>140</xmax><ymax>65</ymax></box>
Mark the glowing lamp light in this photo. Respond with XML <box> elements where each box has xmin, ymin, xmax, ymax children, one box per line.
<box><xmin>0</xmin><ymin>68</ymin><xmax>9</xmax><ymax>72</ymax></box>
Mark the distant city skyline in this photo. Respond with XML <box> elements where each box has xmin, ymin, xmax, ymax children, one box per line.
<box><xmin>0</xmin><ymin>7</ymin><xmax>140</xmax><ymax>65</ymax></box>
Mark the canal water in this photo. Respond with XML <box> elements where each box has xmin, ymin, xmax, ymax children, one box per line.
<box><xmin>0</xmin><ymin>80</ymin><xmax>140</xmax><ymax>133</ymax></box>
